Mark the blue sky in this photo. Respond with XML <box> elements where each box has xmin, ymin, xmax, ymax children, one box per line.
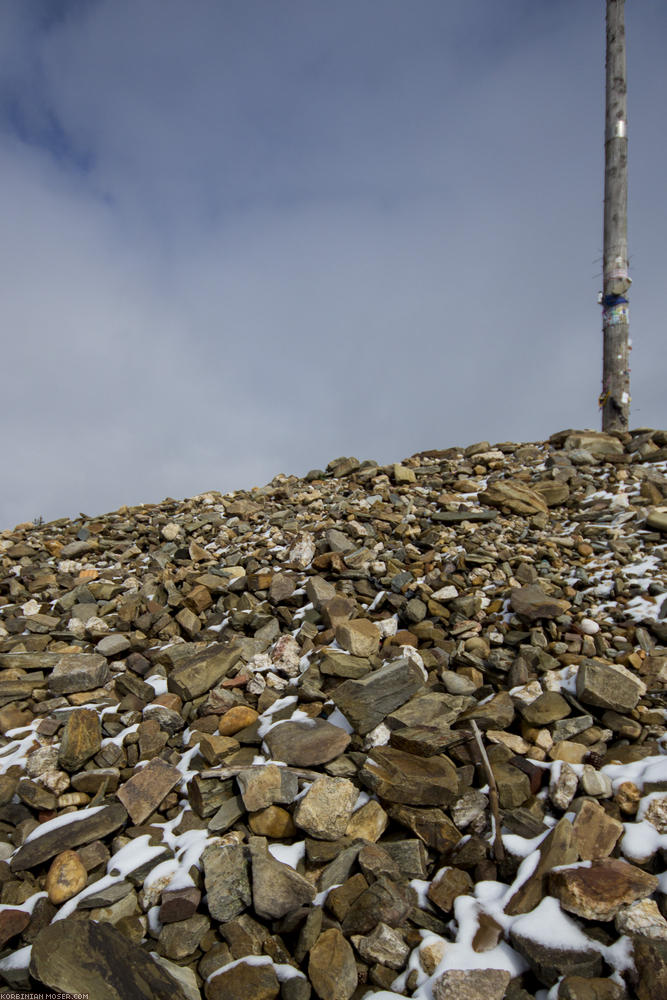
<box><xmin>1</xmin><ymin>1</ymin><xmax>666</xmax><ymax>528</ymax></box>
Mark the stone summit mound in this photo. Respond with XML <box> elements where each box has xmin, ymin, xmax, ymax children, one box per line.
<box><xmin>0</xmin><ymin>428</ymin><xmax>666</xmax><ymax>1000</ymax></box>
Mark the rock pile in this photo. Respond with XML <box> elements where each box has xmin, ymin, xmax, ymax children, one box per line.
<box><xmin>0</xmin><ymin>427</ymin><xmax>666</xmax><ymax>1000</ymax></box>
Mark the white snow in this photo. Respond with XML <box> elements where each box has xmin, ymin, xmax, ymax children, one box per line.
<box><xmin>268</xmin><ymin>840</ymin><xmax>306</xmax><ymax>869</ymax></box>
<box><xmin>511</xmin><ymin>896</ymin><xmax>597</xmax><ymax>950</ymax></box>
<box><xmin>23</xmin><ymin>804</ymin><xmax>106</xmax><ymax>843</ymax></box>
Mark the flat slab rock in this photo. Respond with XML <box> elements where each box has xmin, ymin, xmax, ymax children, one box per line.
<box><xmin>359</xmin><ymin>746</ymin><xmax>459</xmax><ymax>807</ymax></box>
<box><xmin>11</xmin><ymin>802</ymin><xmax>128</xmax><ymax>872</ymax></box>
<box><xmin>30</xmin><ymin>914</ymin><xmax>191</xmax><ymax>999</ymax></box>
<box><xmin>549</xmin><ymin>858</ymin><xmax>659</xmax><ymax>921</ymax></box>
<box><xmin>263</xmin><ymin>718</ymin><xmax>351</xmax><ymax>765</ymax></box>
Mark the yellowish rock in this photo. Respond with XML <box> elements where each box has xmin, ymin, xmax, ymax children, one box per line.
<box><xmin>345</xmin><ymin>799</ymin><xmax>388</xmax><ymax>842</ymax></box>
<box><xmin>249</xmin><ymin>806</ymin><xmax>296</xmax><ymax>838</ymax></box>
<box><xmin>218</xmin><ymin>705</ymin><xmax>259</xmax><ymax>736</ymax></box>
<box><xmin>46</xmin><ymin>850</ymin><xmax>87</xmax><ymax>904</ymax></box>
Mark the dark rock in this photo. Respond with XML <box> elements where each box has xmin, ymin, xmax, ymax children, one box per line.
<box><xmin>331</xmin><ymin>657</ymin><xmax>426</xmax><ymax>734</ymax></box>
<box><xmin>30</xmin><ymin>914</ymin><xmax>190</xmax><ymax>998</ymax></box>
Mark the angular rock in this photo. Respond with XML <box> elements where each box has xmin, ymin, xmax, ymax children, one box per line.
<box><xmin>0</xmin><ymin>908</ymin><xmax>31</xmax><ymax>949</ymax></box>
<box><xmin>521</xmin><ymin>691</ymin><xmax>571</xmax><ymax>725</ymax></box>
<box><xmin>202</xmin><ymin>842</ymin><xmax>251</xmax><ymax>921</ymax></box>
<box><xmin>159</xmin><ymin>886</ymin><xmax>202</xmax><ymax>924</ymax></box>
<box><xmin>572</xmin><ymin>800</ymin><xmax>624</xmax><ymax>860</ymax></box>
<box><xmin>58</xmin><ymin>708</ymin><xmax>102</xmax><ymax>771</ymax></box>
<box><xmin>168</xmin><ymin>642</ymin><xmax>242</xmax><ymax>701</ymax></box>
<box><xmin>510</xmin><ymin>905</ymin><xmax>602</xmax><ymax>986</ymax></box>
<box><xmin>236</xmin><ymin>764</ymin><xmax>298</xmax><ymax>811</ymax></box>
<box><xmin>308</xmin><ymin>928</ymin><xmax>358</xmax><ymax>1000</ymax></box>
<box><xmin>205</xmin><ymin>958</ymin><xmax>280</xmax><ymax>1000</ymax></box>
<box><xmin>352</xmin><ymin>921</ymin><xmax>410</xmax><ymax>970</ymax></box>
<box><xmin>432</xmin><ymin>968</ymin><xmax>511</xmax><ymax>1000</ymax></box>
<box><xmin>615</xmin><ymin>899</ymin><xmax>667</xmax><ymax>940</ymax></box>
<box><xmin>294</xmin><ymin>776</ymin><xmax>358</xmax><ymax>840</ymax></box>
<box><xmin>340</xmin><ymin>875</ymin><xmax>413</xmax><ymax>935</ymax></box>
<box><xmin>549</xmin><ymin>858</ymin><xmax>659</xmax><ymax>921</ymax></box>
<box><xmin>510</xmin><ymin>585</ymin><xmax>571</xmax><ymax>620</ymax></box>
<box><xmin>158</xmin><ymin>912</ymin><xmax>210</xmax><ymax>960</ymax></box>
<box><xmin>342</xmin><ymin>801</ymin><xmax>387</xmax><ymax>844</ymax></box>
<box><xmin>335</xmin><ymin>618</ymin><xmax>380</xmax><ymax>657</ymax></box>
<box><xmin>428</xmin><ymin>866</ymin><xmax>474</xmax><ymax>914</ymax></box>
<box><xmin>557</xmin><ymin>977</ymin><xmax>625</xmax><ymax>1000</ymax></box>
<box><xmin>264</xmin><ymin>719</ymin><xmax>351</xmax><ymax>766</ymax></box>
<box><xmin>504</xmin><ymin>817</ymin><xmax>578</xmax><ymax>915</ymax></box>
<box><xmin>360</xmin><ymin>746</ymin><xmax>458</xmax><ymax>806</ymax></box>
<box><xmin>48</xmin><ymin>653</ymin><xmax>109</xmax><ymax>694</ymax></box>
<box><xmin>388</xmin><ymin>804</ymin><xmax>461</xmax><ymax>854</ymax></box>
<box><xmin>576</xmin><ymin>659</ymin><xmax>645</xmax><ymax>712</ymax></box>
<box><xmin>249</xmin><ymin>836</ymin><xmax>316</xmax><ymax>919</ymax></box>
<box><xmin>11</xmin><ymin>802</ymin><xmax>128</xmax><ymax>871</ymax></box>
<box><xmin>479</xmin><ymin>480</ymin><xmax>549</xmax><ymax>515</ymax></box>
<box><xmin>332</xmin><ymin>657</ymin><xmax>425</xmax><ymax>734</ymax></box>
<box><xmin>116</xmin><ymin>757</ymin><xmax>182</xmax><ymax>825</ymax></box>
<box><xmin>633</xmin><ymin>935</ymin><xmax>667</xmax><ymax>1000</ymax></box>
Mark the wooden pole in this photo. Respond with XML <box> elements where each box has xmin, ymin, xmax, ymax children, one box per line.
<box><xmin>601</xmin><ymin>0</ymin><xmax>631</xmax><ymax>431</ymax></box>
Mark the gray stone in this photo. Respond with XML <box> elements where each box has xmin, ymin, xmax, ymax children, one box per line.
<box><xmin>576</xmin><ymin>659</ymin><xmax>645</xmax><ymax>712</ymax></box>
<box><xmin>168</xmin><ymin>642</ymin><xmax>242</xmax><ymax>701</ymax></box>
<box><xmin>202</xmin><ymin>842</ymin><xmax>251</xmax><ymax>922</ymax></box>
<box><xmin>49</xmin><ymin>653</ymin><xmax>109</xmax><ymax>694</ymax></box>
<box><xmin>96</xmin><ymin>634</ymin><xmax>131</xmax><ymax>657</ymax></box>
<box><xmin>249</xmin><ymin>836</ymin><xmax>316</xmax><ymax>919</ymax></box>
<box><xmin>331</xmin><ymin>657</ymin><xmax>425</xmax><ymax>734</ymax></box>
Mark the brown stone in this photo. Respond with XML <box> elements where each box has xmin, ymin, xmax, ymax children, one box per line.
<box><xmin>504</xmin><ymin>817</ymin><xmax>578</xmax><ymax>915</ymax></box>
<box><xmin>428</xmin><ymin>867</ymin><xmax>474</xmax><ymax>914</ymax></box>
<box><xmin>308</xmin><ymin>928</ymin><xmax>358</xmax><ymax>1000</ymax></box>
<box><xmin>573</xmin><ymin>800</ymin><xmax>624</xmax><ymax>860</ymax></box>
<box><xmin>510</xmin><ymin>585</ymin><xmax>571</xmax><ymax>620</ymax></box>
<box><xmin>432</xmin><ymin>968</ymin><xmax>511</xmax><ymax>1000</ymax></box>
<box><xmin>30</xmin><ymin>915</ymin><xmax>191</xmax><ymax>999</ymax></box>
<box><xmin>116</xmin><ymin>757</ymin><xmax>182</xmax><ymax>825</ymax></box>
<box><xmin>0</xmin><ymin>907</ymin><xmax>31</xmax><ymax>948</ymax></box>
<box><xmin>58</xmin><ymin>708</ymin><xmax>102</xmax><ymax>772</ymax></box>
<box><xmin>205</xmin><ymin>959</ymin><xmax>280</xmax><ymax>1000</ymax></box>
<box><xmin>264</xmin><ymin>719</ymin><xmax>351</xmax><ymax>766</ymax></box>
<box><xmin>359</xmin><ymin>746</ymin><xmax>458</xmax><ymax>807</ymax></box>
<box><xmin>159</xmin><ymin>886</ymin><xmax>201</xmax><ymax>924</ymax></box>
<box><xmin>550</xmin><ymin>859</ymin><xmax>659</xmax><ymax>921</ymax></box>
<box><xmin>11</xmin><ymin>802</ymin><xmax>128</xmax><ymax>871</ymax></box>
<box><xmin>334</xmin><ymin>618</ymin><xmax>380</xmax><ymax>657</ymax></box>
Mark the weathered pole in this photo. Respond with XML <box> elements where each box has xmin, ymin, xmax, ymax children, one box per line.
<box><xmin>600</xmin><ymin>0</ymin><xmax>631</xmax><ymax>431</ymax></box>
